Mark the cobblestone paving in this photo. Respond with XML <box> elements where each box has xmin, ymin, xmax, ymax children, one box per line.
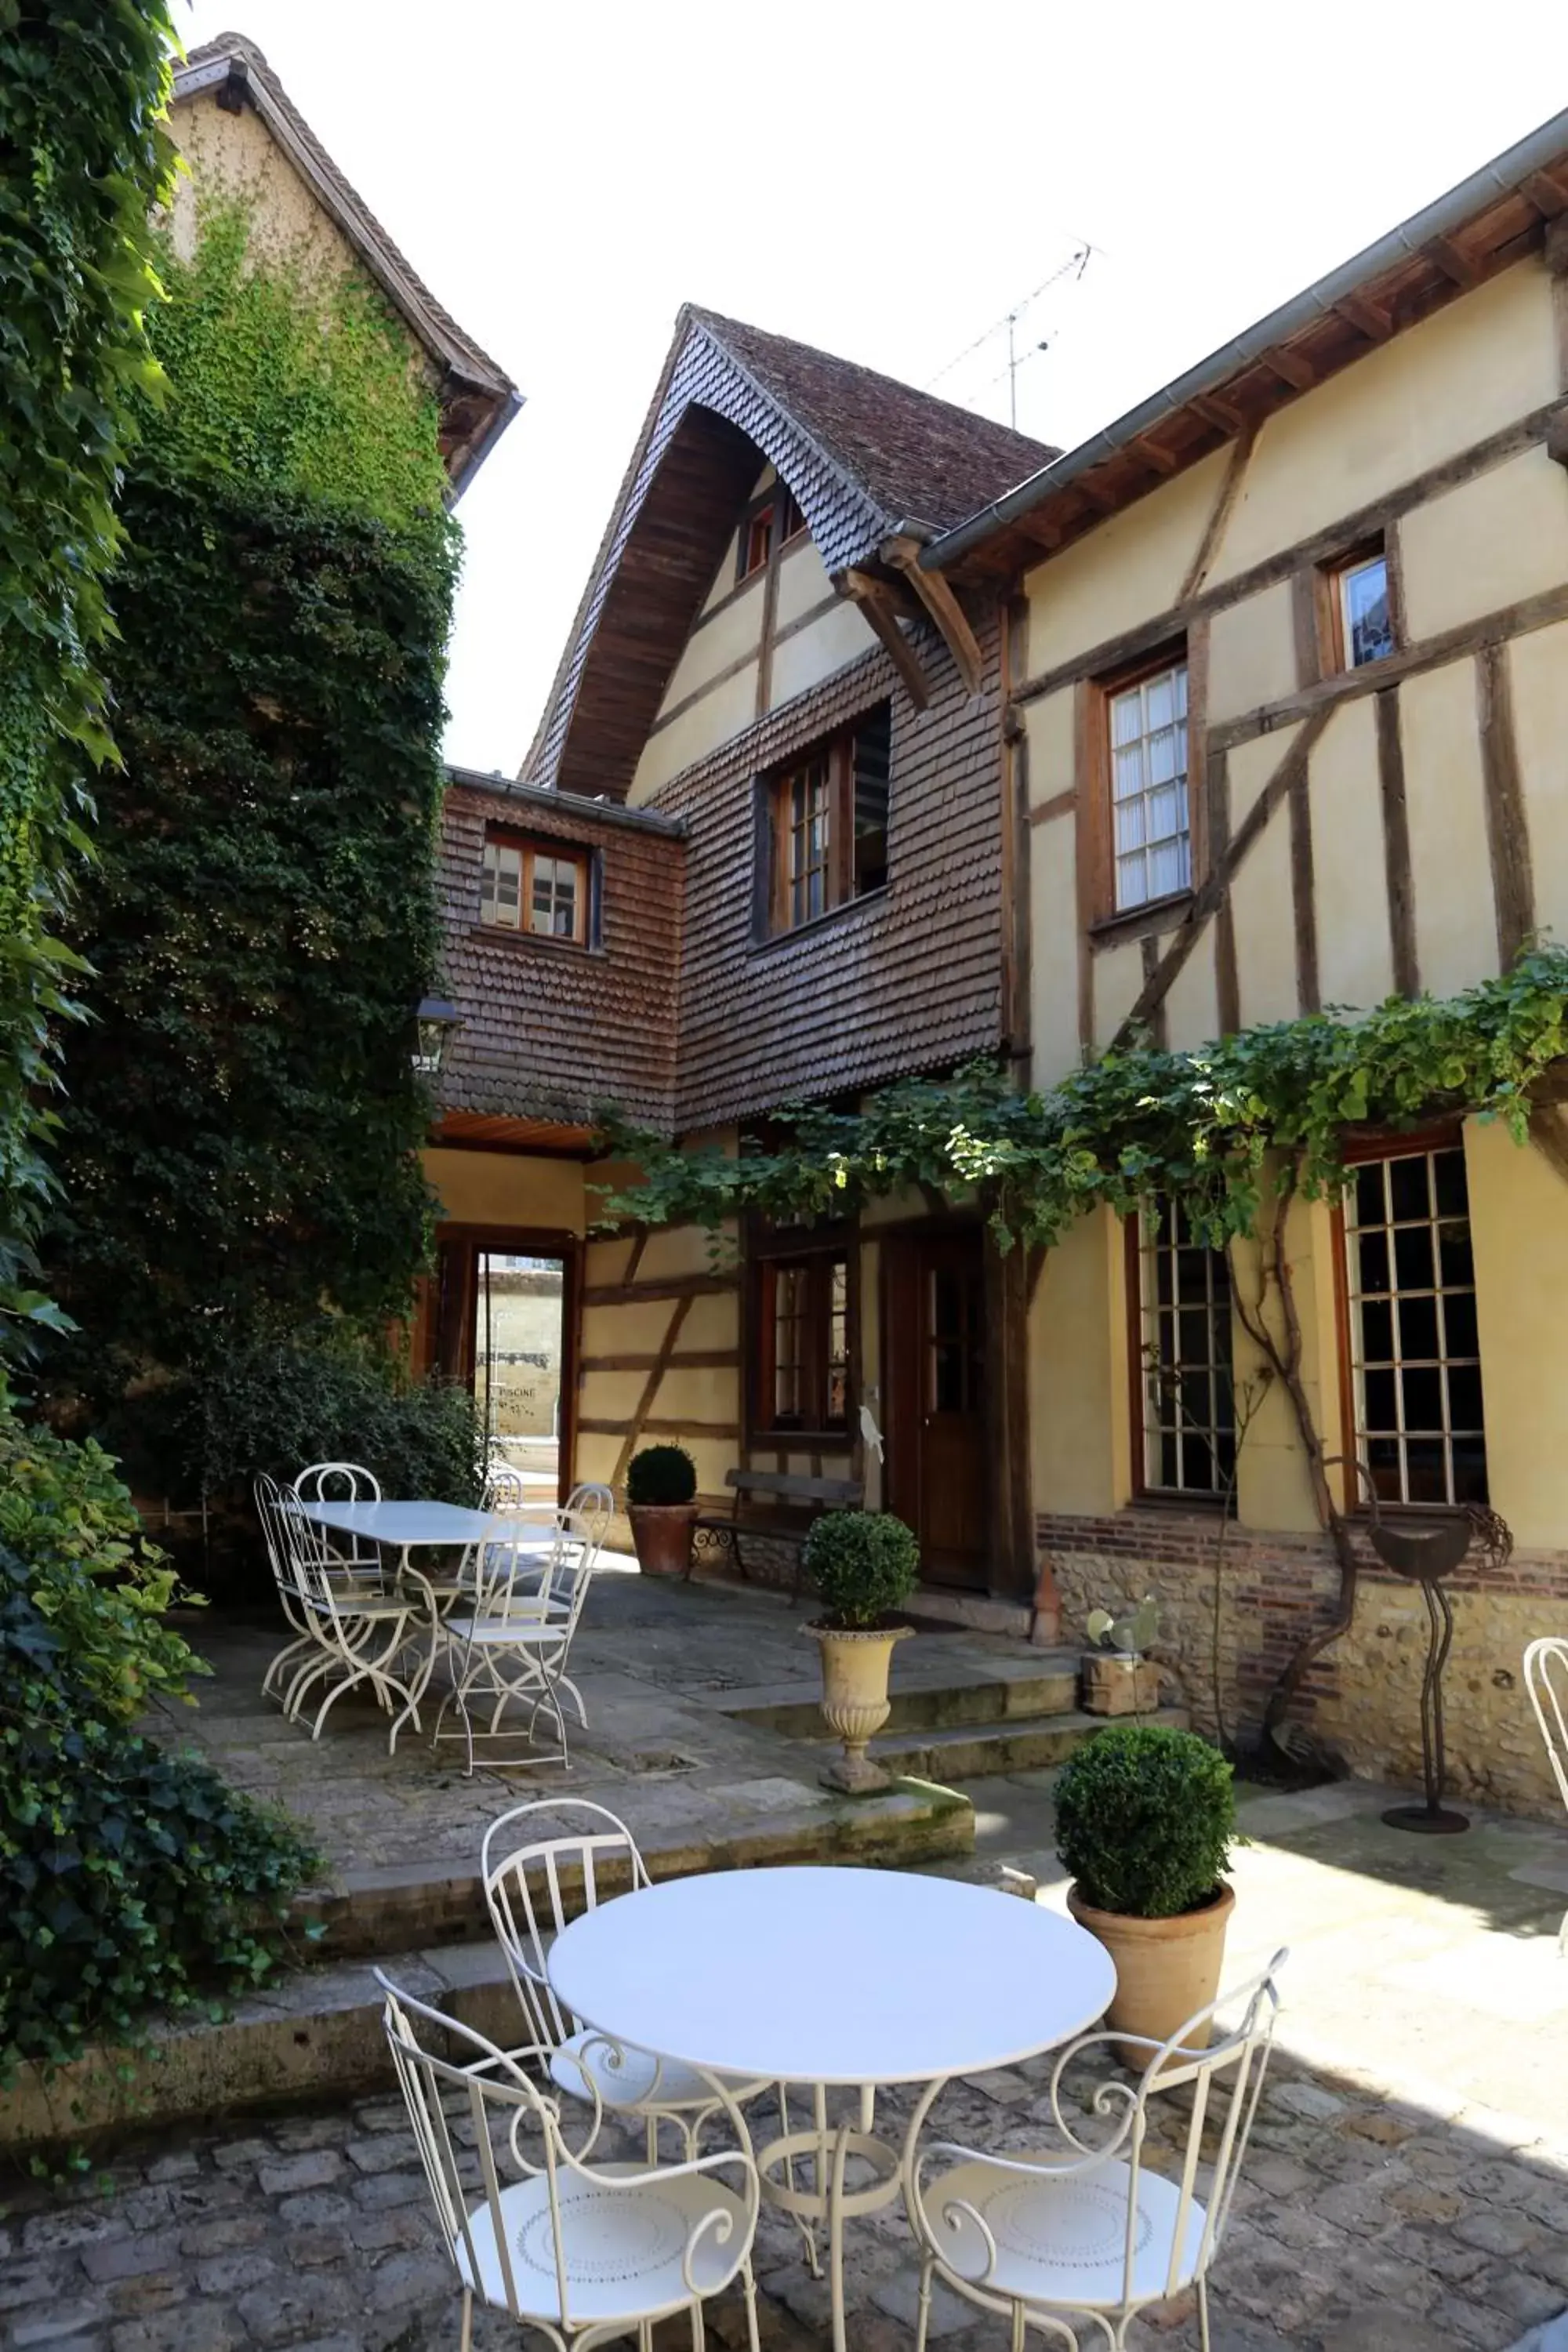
<box><xmin>5</xmin><ymin>2032</ymin><xmax>1568</xmax><ymax>2352</ymax></box>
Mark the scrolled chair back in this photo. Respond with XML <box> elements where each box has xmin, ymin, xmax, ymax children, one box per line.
<box><xmin>904</xmin><ymin>1950</ymin><xmax>1287</xmax><ymax>2328</ymax></box>
<box><xmin>376</xmin><ymin>1970</ymin><xmax>757</xmax><ymax>2332</ymax></box>
<box><xmin>1526</xmin><ymin>1638</ymin><xmax>1568</xmax><ymax>1816</ymax></box>
<box><xmin>480</xmin><ymin>1798</ymin><xmax>652</xmax><ymax>2067</ymax></box>
<box><xmin>562</xmin><ymin>1480</ymin><xmax>615</xmax><ymax>1550</ymax></box>
<box><xmin>483</xmin><ymin>1457</ymin><xmax>528</xmax><ymax>1513</ymax></box>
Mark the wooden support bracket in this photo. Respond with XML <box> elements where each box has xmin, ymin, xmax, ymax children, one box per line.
<box><xmin>838</xmin><ymin>568</ymin><xmax>934</xmax><ymax>709</ymax></box>
<box><xmin>881</xmin><ymin>535</ymin><xmax>986</xmax><ymax>695</ymax></box>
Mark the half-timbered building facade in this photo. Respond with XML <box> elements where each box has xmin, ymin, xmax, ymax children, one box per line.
<box><xmin>917</xmin><ymin>108</ymin><xmax>1568</xmax><ymax>1806</ymax></box>
<box><xmin>424</xmin><ymin>308</ymin><xmax>1051</xmax><ymax>1599</ymax></box>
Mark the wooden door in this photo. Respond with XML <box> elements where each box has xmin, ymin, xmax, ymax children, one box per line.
<box><xmin>885</xmin><ymin>1227</ymin><xmax>988</xmax><ymax>1589</ymax></box>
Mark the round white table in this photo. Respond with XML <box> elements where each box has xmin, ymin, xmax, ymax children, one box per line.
<box><xmin>549</xmin><ymin>1865</ymin><xmax>1116</xmax><ymax>2351</ymax></box>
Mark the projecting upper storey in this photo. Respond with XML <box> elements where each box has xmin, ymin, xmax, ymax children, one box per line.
<box><xmin>505</xmin><ymin>307</ymin><xmax>1051</xmax><ymax>1133</ymax></box>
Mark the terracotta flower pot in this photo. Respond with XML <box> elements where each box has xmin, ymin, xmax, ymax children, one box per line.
<box><xmin>805</xmin><ymin>1621</ymin><xmax>913</xmax><ymax>1792</ymax></box>
<box><xmin>626</xmin><ymin>1502</ymin><xmax>696</xmax><ymax>1577</ymax></box>
<box><xmin>1067</xmin><ymin>1880</ymin><xmax>1235</xmax><ymax>2067</ymax></box>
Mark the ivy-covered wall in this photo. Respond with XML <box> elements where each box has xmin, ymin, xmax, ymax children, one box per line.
<box><xmin>0</xmin><ymin>1</ymin><xmax>176</xmax><ymax>1374</ymax></box>
<box><xmin>42</xmin><ymin>183</ymin><xmax>460</xmax><ymax>1479</ymax></box>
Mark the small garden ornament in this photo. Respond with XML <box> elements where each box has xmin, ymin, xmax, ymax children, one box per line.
<box><xmin>1082</xmin><ymin>1591</ymin><xmax>1161</xmax><ymax>1718</ymax></box>
<box><xmin>802</xmin><ymin>1509</ymin><xmax>920</xmax><ymax>1793</ymax></box>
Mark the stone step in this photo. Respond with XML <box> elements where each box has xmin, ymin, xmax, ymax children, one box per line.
<box><xmin>867</xmin><ymin>1704</ymin><xmax>1192</xmax><ymax>1784</ymax></box>
<box><xmin>306</xmin><ymin>1774</ymin><xmax>972</xmax><ymax>1962</ymax></box>
<box><xmin>719</xmin><ymin>1649</ymin><xmax>1081</xmax><ymax>1741</ymax></box>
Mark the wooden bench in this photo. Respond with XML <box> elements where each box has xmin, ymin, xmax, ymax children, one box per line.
<box><xmin>691</xmin><ymin>1468</ymin><xmax>862</xmax><ymax>1605</ymax></box>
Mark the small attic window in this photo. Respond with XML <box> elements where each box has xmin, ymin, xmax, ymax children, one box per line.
<box><xmin>737</xmin><ymin>488</ymin><xmax>805</xmax><ymax>583</ymax></box>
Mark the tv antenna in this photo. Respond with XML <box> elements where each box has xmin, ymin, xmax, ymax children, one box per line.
<box><xmin>927</xmin><ymin>241</ymin><xmax>1097</xmax><ymax>428</ymax></box>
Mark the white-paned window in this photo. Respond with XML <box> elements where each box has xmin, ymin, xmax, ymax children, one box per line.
<box><xmin>1109</xmin><ymin>659</ymin><xmax>1190</xmax><ymax>911</ymax></box>
<box><xmin>1335</xmin><ymin>549</ymin><xmax>1395</xmax><ymax>670</ymax></box>
<box><xmin>481</xmin><ymin>836</ymin><xmax>588</xmax><ymax>945</ymax></box>
<box><xmin>1138</xmin><ymin>1196</ymin><xmax>1236</xmax><ymax>1495</ymax></box>
<box><xmin>1345</xmin><ymin>1144</ymin><xmax>1487</xmax><ymax>1506</ymax></box>
<box><xmin>481</xmin><ymin>840</ymin><xmax>523</xmax><ymax>927</ymax></box>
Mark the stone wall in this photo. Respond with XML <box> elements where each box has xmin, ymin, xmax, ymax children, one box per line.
<box><xmin>1039</xmin><ymin>1506</ymin><xmax>1563</xmax><ymax>1818</ymax></box>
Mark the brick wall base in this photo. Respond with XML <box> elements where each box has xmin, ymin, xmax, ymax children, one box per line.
<box><xmin>1039</xmin><ymin>1508</ymin><xmax>1566</xmax><ymax>1819</ymax></box>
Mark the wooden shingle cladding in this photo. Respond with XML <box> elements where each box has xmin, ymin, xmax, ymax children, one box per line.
<box><xmin>662</xmin><ymin>612</ymin><xmax>1007</xmax><ymax>1131</ymax></box>
<box><xmin>435</xmin><ymin>776</ymin><xmax>684</xmax><ymax>1131</ymax></box>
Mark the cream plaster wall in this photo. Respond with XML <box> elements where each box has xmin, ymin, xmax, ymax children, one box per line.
<box><xmin>1508</xmin><ymin>622</ymin><xmax>1568</xmax><ymax>944</ymax></box>
<box><xmin>1163</xmin><ymin>929</ymin><xmax>1220</xmax><ymax>1054</ymax></box>
<box><xmin>1207</xmin><ymin>579</ymin><xmax>1299</xmax><ymax>722</ymax></box>
<box><xmin>1029</xmin><ymin>811</ymin><xmax>1080</xmax><ymax>1085</ymax></box>
<box><xmin>1092</xmin><ymin>936</ymin><xmax>1145</xmax><ymax>1053</ymax></box>
<box><xmin>1399</xmin><ymin>659</ymin><xmax>1499</xmax><ymax>999</ymax></box>
<box><xmin>1229</xmin><ymin>800</ymin><xmax>1297</xmax><ymax>1028</ymax></box>
<box><xmin>1023</xmin><ymin>685</ymin><xmax>1076</xmax><ymax>809</ymax></box>
<box><xmin>1030</xmin><ymin>1207</ymin><xmax>1129</xmax><ymax>1516</ymax></box>
<box><xmin>1230</xmin><ymin>1192</ymin><xmax>1342</xmax><ymax>1535</ymax></box>
<box><xmin>1025</xmin><ymin>451</ymin><xmax>1227</xmax><ymax>676</ymax></box>
<box><xmin>423</xmin><ymin>1149</ymin><xmax>584</xmax><ymax>1235</ymax></box>
<box><xmin>768</xmin><ymin>599</ymin><xmax>877</xmax><ymax>710</ymax></box>
<box><xmin>1466</xmin><ymin>1119</ymin><xmax>1568</xmax><ymax>1550</ymax></box>
<box><xmin>775</xmin><ymin>537</ymin><xmax>835</xmax><ymax>630</ymax></box>
<box><xmin>1400</xmin><ymin>445</ymin><xmax>1568</xmax><ymax>641</ymax></box>
<box><xmin>629</xmin><ymin>664</ymin><xmax>758</xmax><ymax>804</ymax></box>
<box><xmin>1228</xmin><ymin>721</ymin><xmax>1301</xmax><ymax>823</ymax></box>
<box><xmin>169</xmin><ymin>93</ymin><xmax>364</xmax><ymax>290</ymax></box>
<box><xmin>1308</xmin><ymin>698</ymin><xmax>1396</xmax><ymax>1014</ymax></box>
<box><xmin>657</xmin><ymin>577</ymin><xmax>765</xmax><ymax>711</ymax></box>
<box><xmin>1206</xmin><ymin>261</ymin><xmax>1560</xmax><ymax>584</ymax></box>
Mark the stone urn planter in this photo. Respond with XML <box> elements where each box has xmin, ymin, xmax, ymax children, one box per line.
<box><xmin>624</xmin><ymin>1443</ymin><xmax>698</xmax><ymax>1577</ymax></box>
<box><xmin>800</xmin><ymin>1508</ymin><xmax>921</xmax><ymax>1795</ymax></box>
<box><xmin>805</xmin><ymin>1621</ymin><xmax>913</xmax><ymax>1791</ymax></box>
<box><xmin>1054</xmin><ymin>1722</ymin><xmax>1239</xmax><ymax>2065</ymax></box>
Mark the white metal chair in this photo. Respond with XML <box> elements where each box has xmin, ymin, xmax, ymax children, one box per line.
<box><xmin>292</xmin><ymin>1460</ymin><xmax>386</xmax><ymax>1582</ymax></box>
<box><xmin>485</xmin><ymin>1457</ymin><xmax>528</xmax><ymax>1513</ymax></box>
<box><xmin>378</xmin><ymin>1971</ymin><xmax>760</xmax><ymax>2352</ymax></box>
<box><xmin>481</xmin><ymin>1800</ymin><xmax>769</xmax><ymax>2161</ymax></box>
<box><xmin>564</xmin><ymin>1482</ymin><xmax>615</xmax><ymax>1551</ymax></box>
<box><xmin>1525</xmin><ymin>1638</ymin><xmax>1568</xmax><ymax>1954</ymax></box>
<box><xmin>274</xmin><ymin>1485</ymin><xmax>437</xmax><ymax>1749</ymax></box>
<box><xmin>256</xmin><ymin>1472</ymin><xmax>323</xmax><ymax>1707</ymax></box>
<box><xmin>432</xmin><ymin>1526</ymin><xmax>597</xmax><ymax>1773</ymax></box>
<box><xmin>903</xmin><ymin>1952</ymin><xmax>1287</xmax><ymax>2352</ymax></box>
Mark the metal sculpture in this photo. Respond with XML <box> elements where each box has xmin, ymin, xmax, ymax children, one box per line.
<box><xmin>1367</xmin><ymin>1509</ymin><xmax>1475</xmax><ymax>1835</ymax></box>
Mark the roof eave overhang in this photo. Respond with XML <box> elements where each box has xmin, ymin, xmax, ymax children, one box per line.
<box><xmin>924</xmin><ymin>107</ymin><xmax>1568</xmax><ymax>582</ymax></box>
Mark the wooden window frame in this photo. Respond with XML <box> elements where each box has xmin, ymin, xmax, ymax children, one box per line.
<box><xmin>750</xmin><ymin>1229</ymin><xmax>853</xmax><ymax>1440</ymax></box>
<box><xmin>763</xmin><ymin>705</ymin><xmax>891</xmax><ymax>938</ymax></box>
<box><xmin>736</xmin><ymin>486</ymin><xmax>804</xmax><ymax>585</ymax></box>
<box><xmin>1123</xmin><ymin>1207</ymin><xmax>1235</xmax><ymax>1507</ymax></box>
<box><xmin>1316</xmin><ymin>534</ymin><xmax>1399</xmax><ymax>677</ymax></box>
<box><xmin>1331</xmin><ymin>1122</ymin><xmax>1488</xmax><ymax>1515</ymax></box>
<box><xmin>1083</xmin><ymin>638</ymin><xmax>1201</xmax><ymax>930</ymax></box>
<box><xmin>480</xmin><ymin>829</ymin><xmax>590</xmax><ymax>946</ymax></box>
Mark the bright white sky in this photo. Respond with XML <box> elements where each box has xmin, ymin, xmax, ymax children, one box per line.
<box><xmin>182</xmin><ymin>0</ymin><xmax>1565</xmax><ymax>775</ymax></box>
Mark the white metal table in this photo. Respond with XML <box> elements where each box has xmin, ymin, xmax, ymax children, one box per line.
<box><xmin>549</xmin><ymin>1864</ymin><xmax>1116</xmax><ymax>2352</ymax></box>
<box><xmin>298</xmin><ymin>1497</ymin><xmax>557</xmax><ymax>1569</ymax></box>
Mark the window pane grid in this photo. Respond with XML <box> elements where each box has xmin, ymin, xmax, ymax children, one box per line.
<box><xmin>1140</xmin><ymin>1197</ymin><xmax>1235</xmax><ymax>1494</ymax></box>
<box><xmin>763</xmin><ymin>1254</ymin><xmax>849</xmax><ymax>1430</ymax></box>
<box><xmin>1338</xmin><ymin>553</ymin><xmax>1394</xmax><ymax>669</ymax></box>
<box><xmin>788</xmin><ymin>760</ymin><xmax>831</xmax><ymax>927</ymax></box>
<box><xmin>1345</xmin><ymin>1147</ymin><xmax>1487</xmax><ymax>1506</ymax></box>
<box><xmin>1109</xmin><ymin>662</ymin><xmax>1191</xmax><ymax>910</ymax></box>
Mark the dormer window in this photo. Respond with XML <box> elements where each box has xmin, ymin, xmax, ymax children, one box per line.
<box><xmin>481</xmin><ymin>833</ymin><xmax>589</xmax><ymax>944</ymax></box>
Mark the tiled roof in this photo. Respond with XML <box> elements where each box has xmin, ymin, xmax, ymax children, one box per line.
<box><xmin>176</xmin><ymin>34</ymin><xmax>518</xmax><ymax>491</ymax></box>
<box><xmin>524</xmin><ymin>307</ymin><xmax>1053</xmax><ymax>798</ymax></box>
<box><xmin>691</xmin><ymin>308</ymin><xmax>1056</xmax><ymax>536</ymax></box>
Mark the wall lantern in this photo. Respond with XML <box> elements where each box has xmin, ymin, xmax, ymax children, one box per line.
<box><xmin>413</xmin><ymin>996</ymin><xmax>461</xmax><ymax>1080</ymax></box>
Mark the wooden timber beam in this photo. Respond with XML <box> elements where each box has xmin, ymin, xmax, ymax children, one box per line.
<box><xmin>1523</xmin><ymin>171</ymin><xmax>1568</xmax><ymax>220</ymax></box>
<box><xmin>1425</xmin><ymin>234</ymin><xmax>1480</xmax><ymax>289</ymax></box>
<box><xmin>1191</xmin><ymin>390</ymin><xmax>1250</xmax><ymax>434</ymax></box>
<box><xmin>1335</xmin><ymin>290</ymin><xmax>1395</xmax><ymax>343</ymax></box>
<box><xmin>838</xmin><ymin>569</ymin><xmax>934</xmax><ymax>709</ymax></box>
<box><xmin>882</xmin><ymin>535</ymin><xmax>985</xmax><ymax>695</ymax></box>
<box><xmin>1261</xmin><ymin>346</ymin><xmax>1316</xmax><ymax>392</ymax></box>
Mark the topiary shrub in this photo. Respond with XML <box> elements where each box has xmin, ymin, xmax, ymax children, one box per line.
<box><xmin>804</xmin><ymin>1509</ymin><xmax>920</xmax><ymax>1630</ymax></box>
<box><xmin>625</xmin><ymin>1444</ymin><xmax>697</xmax><ymax>1507</ymax></box>
<box><xmin>1054</xmin><ymin>1723</ymin><xmax>1237</xmax><ymax>1918</ymax></box>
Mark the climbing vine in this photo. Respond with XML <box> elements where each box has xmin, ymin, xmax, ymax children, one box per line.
<box><xmin>0</xmin><ymin>0</ymin><xmax>176</xmax><ymax>1370</ymax></box>
<box><xmin>593</xmin><ymin>946</ymin><xmax>1568</xmax><ymax>1250</ymax></box>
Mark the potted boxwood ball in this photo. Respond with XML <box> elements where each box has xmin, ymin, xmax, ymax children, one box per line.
<box><xmin>1055</xmin><ymin>1722</ymin><xmax>1238</xmax><ymax>2060</ymax></box>
<box><xmin>802</xmin><ymin>1509</ymin><xmax>920</xmax><ymax>1792</ymax></box>
<box><xmin>624</xmin><ymin>1443</ymin><xmax>699</xmax><ymax>1577</ymax></box>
